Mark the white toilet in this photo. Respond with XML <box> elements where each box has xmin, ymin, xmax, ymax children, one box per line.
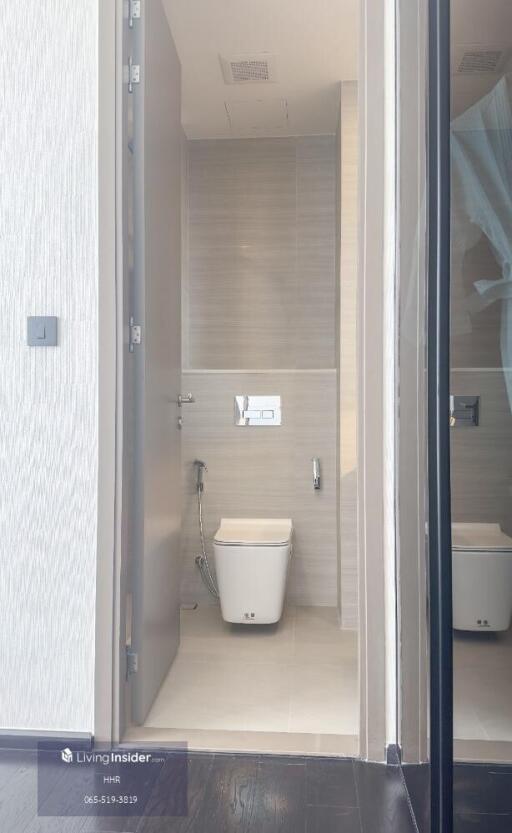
<box><xmin>452</xmin><ymin>522</ymin><xmax>512</xmax><ymax>631</ymax></box>
<box><xmin>213</xmin><ymin>518</ymin><xmax>293</xmax><ymax>624</ymax></box>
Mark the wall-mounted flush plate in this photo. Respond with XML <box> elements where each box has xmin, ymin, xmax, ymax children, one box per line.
<box><xmin>235</xmin><ymin>395</ymin><xmax>281</xmax><ymax>426</ymax></box>
<box><xmin>450</xmin><ymin>395</ymin><xmax>480</xmax><ymax>427</ymax></box>
<box><xmin>27</xmin><ymin>316</ymin><xmax>58</xmax><ymax>347</ymax></box>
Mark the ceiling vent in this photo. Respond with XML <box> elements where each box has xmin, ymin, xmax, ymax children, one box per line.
<box><xmin>220</xmin><ymin>54</ymin><xmax>278</xmax><ymax>85</ymax></box>
<box><xmin>453</xmin><ymin>44</ymin><xmax>511</xmax><ymax>75</ymax></box>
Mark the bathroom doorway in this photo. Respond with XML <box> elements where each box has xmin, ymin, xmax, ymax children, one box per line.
<box><xmin>114</xmin><ymin>0</ymin><xmax>361</xmax><ymax>758</ymax></box>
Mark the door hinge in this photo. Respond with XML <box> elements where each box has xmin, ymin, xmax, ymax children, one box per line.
<box><xmin>129</xmin><ymin>0</ymin><xmax>141</xmax><ymax>28</ymax></box>
<box><xmin>128</xmin><ymin>57</ymin><xmax>141</xmax><ymax>93</ymax></box>
<box><xmin>129</xmin><ymin>316</ymin><xmax>141</xmax><ymax>352</ymax></box>
<box><xmin>126</xmin><ymin>647</ymin><xmax>138</xmax><ymax>677</ymax></box>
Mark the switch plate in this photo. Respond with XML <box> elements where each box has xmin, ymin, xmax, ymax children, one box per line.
<box><xmin>27</xmin><ymin>316</ymin><xmax>58</xmax><ymax>347</ymax></box>
<box><xmin>450</xmin><ymin>394</ymin><xmax>479</xmax><ymax>427</ymax></box>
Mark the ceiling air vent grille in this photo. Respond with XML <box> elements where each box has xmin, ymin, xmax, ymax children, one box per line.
<box><xmin>220</xmin><ymin>54</ymin><xmax>278</xmax><ymax>85</ymax></box>
<box><xmin>231</xmin><ymin>60</ymin><xmax>270</xmax><ymax>83</ymax></box>
<box><xmin>454</xmin><ymin>46</ymin><xmax>509</xmax><ymax>75</ymax></box>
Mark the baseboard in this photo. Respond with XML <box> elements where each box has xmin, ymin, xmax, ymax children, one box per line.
<box><xmin>0</xmin><ymin>730</ymin><xmax>93</xmax><ymax>751</ymax></box>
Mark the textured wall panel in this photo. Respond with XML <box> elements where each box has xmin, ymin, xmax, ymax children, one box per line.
<box><xmin>179</xmin><ymin>371</ymin><xmax>338</xmax><ymax>607</ymax></box>
<box><xmin>186</xmin><ymin>137</ymin><xmax>336</xmax><ymax>370</ymax></box>
<box><xmin>181</xmin><ymin>136</ymin><xmax>339</xmax><ymax>608</ymax></box>
<box><xmin>451</xmin><ymin>370</ymin><xmax>512</xmax><ymax>525</ymax></box>
<box><xmin>0</xmin><ymin>1</ymin><xmax>98</xmax><ymax>730</ymax></box>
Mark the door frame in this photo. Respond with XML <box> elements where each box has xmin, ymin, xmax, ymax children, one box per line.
<box><xmin>95</xmin><ymin>0</ymin><xmax>401</xmax><ymax>759</ymax></box>
<box><xmin>95</xmin><ymin>0</ymin><xmax>118</xmax><ymax>744</ymax></box>
<box><xmin>395</xmin><ymin>0</ymin><xmax>430</xmax><ymax>765</ymax></box>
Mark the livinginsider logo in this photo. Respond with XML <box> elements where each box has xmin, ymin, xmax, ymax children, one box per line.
<box><xmin>60</xmin><ymin>748</ymin><xmax>152</xmax><ymax>766</ymax></box>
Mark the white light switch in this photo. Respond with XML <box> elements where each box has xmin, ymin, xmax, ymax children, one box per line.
<box><xmin>27</xmin><ymin>316</ymin><xmax>58</xmax><ymax>347</ymax></box>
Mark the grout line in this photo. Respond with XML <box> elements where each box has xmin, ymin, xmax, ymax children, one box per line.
<box><xmin>451</xmin><ymin>367</ymin><xmax>512</xmax><ymax>372</ymax></box>
<box><xmin>182</xmin><ymin>368</ymin><xmax>337</xmax><ymax>374</ymax></box>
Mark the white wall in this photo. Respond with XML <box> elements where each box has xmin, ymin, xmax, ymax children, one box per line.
<box><xmin>0</xmin><ymin>0</ymin><xmax>98</xmax><ymax>731</ymax></box>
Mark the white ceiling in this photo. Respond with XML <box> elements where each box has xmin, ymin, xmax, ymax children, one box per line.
<box><xmin>451</xmin><ymin>0</ymin><xmax>512</xmax><ymax>117</ymax></box>
<box><xmin>163</xmin><ymin>0</ymin><xmax>359</xmax><ymax>139</ymax></box>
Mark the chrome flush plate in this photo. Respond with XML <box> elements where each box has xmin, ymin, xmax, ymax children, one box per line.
<box><xmin>235</xmin><ymin>395</ymin><xmax>282</xmax><ymax>426</ymax></box>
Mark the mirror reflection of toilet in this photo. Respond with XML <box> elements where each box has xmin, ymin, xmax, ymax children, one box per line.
<box><xmin>213</xmin><ymin>519</ymin><xmax>293</xmax><ymax>624</ymax></box>
<box><xmin>452</xmin><ymin>523</ymin><xmax>512</xmax><ymax>631</ymax></box>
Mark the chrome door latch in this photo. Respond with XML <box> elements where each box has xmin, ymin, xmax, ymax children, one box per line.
<box><xmin>129</xmin><ymin>316</ymin><xmax>141</xmax><ymax>352</ymax></box>
<box><xmin>178</xmin><ymin>393</ymin><xmax>195</xmax><ymax>407</ymax></box>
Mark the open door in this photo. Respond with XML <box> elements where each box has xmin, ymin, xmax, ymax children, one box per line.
<box><xmin>122</xmin><ymin>0</ymin><xmax>182</xmax><ymax>727</ymax></box>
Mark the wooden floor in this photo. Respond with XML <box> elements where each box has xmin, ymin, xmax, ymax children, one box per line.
<box><xmin>403</xmin><ymin>760</ymin><xmax>512</xmax><ymax>833</ymax></box>
<box><xmin>0</xmin><ymin>747</ymin><xmax>420</xmax><ymax>833</ymax></box>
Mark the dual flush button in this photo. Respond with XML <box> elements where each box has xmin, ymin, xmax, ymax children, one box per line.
<box><xmin>235</xmin><ymin>395</ymin><xmax>282</xmax><ymax>426</ymax></box>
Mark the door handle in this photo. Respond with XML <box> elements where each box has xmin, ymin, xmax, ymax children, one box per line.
<box><xmin>177</xmin><ymin>393</ymin><xmax>195</xmax><ymax>407</ymax></box>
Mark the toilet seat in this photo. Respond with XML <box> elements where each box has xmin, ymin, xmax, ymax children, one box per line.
<box><xmin>214</xmin><ymin>518</ymin><xmax>292</xmax><ymax>547</ymax></box>
<box><xmin>213</xmin><ymin>518</ymin><xmax>293</xmax><ymax>624</ymax></box>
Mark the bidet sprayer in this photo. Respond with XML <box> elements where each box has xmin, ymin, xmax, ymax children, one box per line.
<box><xmin>194</xmin><ymin>460</ymin><xmax>207</xmax><ymax>492</ymax></box>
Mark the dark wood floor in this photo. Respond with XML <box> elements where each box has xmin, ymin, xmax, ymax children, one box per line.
<box><xmin>402</xmin><ymin>761</ymin><xmax>512</xmax><ymax>833</ymax></box>
<box><xmin>0</xmin><ymin>748</ymin><xmax>420</xmax><ymax>833</ymax></box>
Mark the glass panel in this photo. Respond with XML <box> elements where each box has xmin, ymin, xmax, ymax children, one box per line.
<box><xmin>450</xmin><ymin>0</ymin><xmax>512</xmax><ymax>825</ymax></box>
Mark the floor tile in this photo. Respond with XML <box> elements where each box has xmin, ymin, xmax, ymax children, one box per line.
<box><xmin>401</xmin><ymin>764</ymin><xmax>429</xmax><ymax>833</ymax></box>
<box><xmin>354</xmin><ymin>762</ymin><xmax>416</xmax><ymax>833</ymax></box>
<box><xmin>454</xmin><ymin>765</ymin><xmax>493</xmax><ymax>815</ymax></box>
<box><xmin>454</xmin><ymin>628</ymin><xmax>512</xmax><ymax>745</ymax></box>
<box><xmin>138</xmin><ymin>753</ymin><xmax>214</xmax><ymax>833</ymax></box>
<box><xmin>288</xmin><ymin>662</ymin><xmax>358</xmax><ymax>735</ymax></box>
<box><xmin>143</xmin><ymin>605</ymin><xmax>359</xmax><ymax>744</ymax></box>
<box><xmin>124</xmin><ymin>726</ymin><xmax>358</xmax><ymax>758</ymax></box>
<box><xmin>254</xmin><ymin>756</ymin><xmax>307</xmax><ymax>833</ymax></box>
<box><xmin>0</xmin><ymin>748</ymin><xmax>421</xmax><ymax>833</ymax></box>
<box><xmin>305</xmin><ymin>805</ymin><xmax>361</xmax><ymax>833</ymax></box>
<box><xmin>454</xmin><ymin>813</ymin><xmax>512</xmax><ymax>833</ymax></box>
<box><xmin>145</xmin><ymin>656</ymin><xmax>291</xmax><ymax>732</ymax></box>
<box><xmin>454</xmin><ymin>814</ymin><xmax>488</xmax><ymax>833</ymax></box>
<box><xmin>306</xmin><ymin>758</ymin><xmax>358</xmax><ymax>807</ymax></box>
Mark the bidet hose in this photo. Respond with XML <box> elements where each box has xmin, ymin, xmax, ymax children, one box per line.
<box><xmin>195</xmin><ymin>485</ymin><xmax>219</xmax><ymax>598</ymax></box>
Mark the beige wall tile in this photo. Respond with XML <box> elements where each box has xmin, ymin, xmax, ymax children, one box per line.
<box><xmin>179</xmin><ymin>371</ymin><xmax>338</xmax><ymax>607</ymax></box>
<box><xmin>181</xmin><ymin>134</ymin><xmax>357</xmax><ymax>619</ymax></box>
<box><xmin>451</xmin><ymin>236</ymin><xmax>502</xmax><ymax>369</ymax></box>
<box><xmin>450</xmin><ymin>369</ymin><xmax>512</xmax><ymax>525</ymax></box>
<box><xmin>185</xmin><ymin>137</ymin><xmax>336</xmax><ymax>370</ymax></box>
